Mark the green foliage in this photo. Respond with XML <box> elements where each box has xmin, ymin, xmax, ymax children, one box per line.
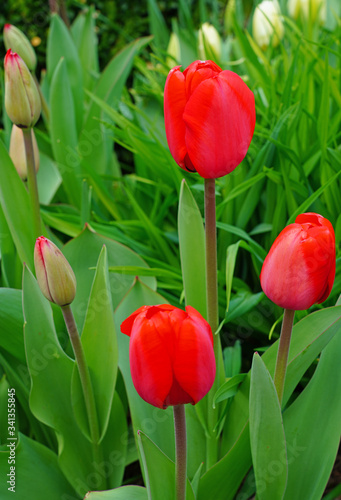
<box><xmin>0</xmin><ymin>1</ymin><xmax>340</xmax><ymax>498</ymax></box>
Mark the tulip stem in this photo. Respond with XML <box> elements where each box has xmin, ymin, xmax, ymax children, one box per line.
<box><xmin>23</xmin><ymin>128</ymin><xmax>42</xmax><ymax>239</ymax></box>
<box><xmin>204</xmin><ymin>178</ymin><xmax>221</xmax><ymax>468</ymax></box>
<box><xmin>62</xmin><ymin>304</ymin><xmax>107</xmax><ymax>490</ymax></box>
<box><xmin>173</xmin><ymin>404</ymin><xmax>187</xmax><ymax>500</ymax></box>
<box><xmin>273</xmin><ymin>308</ymin><xmax>295</xmax><ymax>406</ymax></box>
<box><xmin>204</xmin><ymin>178</ymin><xmax>219</xmax><ymax>336</ymax></box>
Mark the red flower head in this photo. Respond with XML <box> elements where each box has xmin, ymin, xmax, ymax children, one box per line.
<box><xmin>164</xmin><ymin>60</ymin><xmax>256</xmax><ymax>179</ymax></box>
<box><xmin>260</xmin><ymin>213</ymin><xmax>335</xmax><ymax>310</ymax></box>
<box><xmin>121</xmin><ymin>304</ymin><xmax>216</xmax><ymax>409</ymax></box>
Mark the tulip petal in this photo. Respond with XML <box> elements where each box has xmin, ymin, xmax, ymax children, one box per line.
<box><xmin>164</xmin><ymin>66</ymin><xmax>188</xmax><ymax>170</ymax></box>
<box><xmin>183</xmin><ymin>70</ymin><xmax>255</xmax><ymax>178</ymax></box>
<box><xmin>173</xmin><ymin>317</ymin><xmax>216</xmax><ymax>403</ymax></box>
<box><xmin>129</xmin><ymin>314</ymin><xmax>173</xmax><ymax>409</ymax></box>
<box><xmin>183</xmin><ymin>60</ymin><xmax>221</xmax><ymax>98</ymax></box>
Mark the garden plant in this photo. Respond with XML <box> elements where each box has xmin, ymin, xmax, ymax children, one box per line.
<box><xmin>0</xmin><ymin>0</ymin><xmax>341</xmax><ymax>499</ymax></box>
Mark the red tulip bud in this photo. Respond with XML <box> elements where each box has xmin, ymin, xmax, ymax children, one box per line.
<box><xmin>164</xmin><ymin>60</ymin><xmax>256</xmax><ymax>179</ymax></box>
<box><xmin>121</xmin><ymin>304</ymin><xmax>216</xmax><ymax>409</ymax></box>
<box><xmin>34</xmin><ymin>237</ymin><xmax>76</xmax><ymax>307</ymax></box>
<box><xmin>4</xmin><ymin>49</ymin><xmax>41</xmax><ymax>128</ymax></box>
<box><xmin>260</xmin><ymin>213</ymin><xmax>335</xmax><ymax>310</ymax></box>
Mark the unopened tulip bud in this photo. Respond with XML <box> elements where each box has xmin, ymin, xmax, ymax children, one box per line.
<box><xmin>252</xmin><ymin>0</ymin><xmax>284</xmax><ymax>50</ymax></box>
<box><xmin>166</xmin><ymin>32</ymin><xmax>181</xmax><ymax>68</ymax></box>
<box><xmin>4</xmin><ymin>49</ymin><xmax>41</xmax><ymax>128</ymax></box>
<box><xmin>287</xmin><ymin>0</ymin><xmax>326</xmax><ymax>24</ymax></box>
<box><xmin>34</xmin><ymin>237</ymin><xmax>76</xmax><ymax>307</ymax></box>
<box><xmin>198</xmin><ymin>23</ymin><xmax>222</xmax><ymax>60</ymax></box>
<box><xmin>3</xmin><ymin>24</ymin><xmax>37</xmax><ymax>71</ymax></box>
<box><xmin>9</xmin><ymin>124</ymin><xmax>39</xmax><ymax>180</ymax></box>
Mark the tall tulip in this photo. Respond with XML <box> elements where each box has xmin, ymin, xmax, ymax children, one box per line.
<box><xmin>260</xmin><ymin>213</ymin><xmax>335</xmax><ymax>310</ymax></box>
<box><xmin>122</xmin><ymin>303</ymin><xmax>216</xmax><ymax>500</ymax></box>
<box><xmin>164</xmin><ymin>60</ymin><xmax>255</xmax><ymax>179</ymax></box>
<box><xmin>121</xmin><ymin>304</ymin><xmax>216</xmax><ymax>409</ymax></box>
<box><xmin>260</xmin><ymin>213</ymin><xmax>335</xmax><ymax>404</ymax></box>
<box><xmin>4</xmin><ymin>49</ymin><xmax>42</xmax><ymax>237</ymax></box>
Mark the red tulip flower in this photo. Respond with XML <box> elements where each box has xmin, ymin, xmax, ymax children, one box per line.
<box><xmin>121</xmin><ymin>304</ymin><xmax>216</xmax><ymax>409</ymax></box>
<box><xmin>260</xmin><ymin>213</ymin><xmax>335</xmax><ymax>310</ymax></box>
<box><xmin>164</xmin><ymin>60</ymin><xmax>256</xmax><ymax>179</ymax></box>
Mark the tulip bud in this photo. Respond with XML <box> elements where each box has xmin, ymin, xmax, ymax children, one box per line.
<box><xmin>4</xmin><ymin>49</ymin><xmax>41</xmax><ymax>128</ymax></box>
<box><xmin>34</xmin><ymin>237</ymin><xmax>77</xmax><ymax>307</ymax></box>
<box><xmin>9</xmin><ymin>124</ymin><xmax>40</xmax><ymax>180</ymax></box>
<box><xmin>252</xmin><ymin>0</ymin><xmax>284</xmax><ymax>50</ymax></box>
<box><xmin>198</xmin><ymin>23</ymin><xmax>222</xmax><ymax>61</ymax></box>
<box><xmin>166</xmin><ymin>33</ymin><xmax>181</xmax><ymax>68</ymax></box>
<box><xmin>121</xmin><ymin>304</ymin><xmax>216</xmax><ymax>409</ymax></box>
<box><xmin>3</xmin><ymin>24</ymin><xmax>37</xmax><ymax>71</ymax></box>
<box><xmin>287</xmin><ymin>0</ymin><xmax>326</xmax><ymax>24</ymax></box>
<box><xmin>260</xmin><ymin>213</ymin><xmax>335</xmax><ymax>310</ymax></box>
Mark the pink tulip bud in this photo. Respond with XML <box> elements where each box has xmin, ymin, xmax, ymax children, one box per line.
<box><xmin>34</xmin><ymin>237</ymin><xmax>76</xmax><ymax>307</ymax></box>
<box><xmin>4</xmin><ymin>49</ymin><xmax>41</xmax><ymax>128</ymax></box>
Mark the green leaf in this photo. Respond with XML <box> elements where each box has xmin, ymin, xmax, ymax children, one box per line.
<box><xmin>213</xmin><ymin>373</ymin><xmax>246</xmax><ymax>406</ymax></box>
<box><xmin>47</xmin><ymin>13</ymin><xmax>84</xmax><ymax>133</ymax></box>
<box><xmin>283</xmin><ymin>328</ymin><xmax>341</xmax><ymax>500</ymax></box>
<box><xmin>37</xmin><ymin>152</ymin><xmax>62</xmax><ymax>205</ymax></box>
<box><xmin>75</xmin><ymin>7</ymin><xmax>99</xmax><ymax>92</ymax></box>
<box><xmin>178</xmin><ymin>179</ymin><xmax>207</xmax><ymax>318</ymax></box>
<box><xmin>80</xmin><ymin>36</ymin><xmax>152</xmax><ymax>175</ymax></box>
<box><xmin>225</xmin><ymin>290</ymin><xmax>264</xmax><ymax>323</ymax></box>
<box><xmin>0</xmin><ymin>288</ymin><xmax>25</xmax><ymax>363</ymax></box>
<box><xmin>249</xmin><ymin>354</ymin><xmax>287</xmax><ymax>500</ymax></box>
<box><xmin>71</xmin><ymin>246</ymin><xmax>118</xmax><ymax>442</ymax></box>
<box><xmin>197</xmin><ymin>421</ymin><xmax>251</xmax><ymax>500</ymax></box>
<box><xmin>63</xmin><ymin>225</ymin><xmax>156</xmax><ymax>332</ymax></box>
<box><xmin>22</xmin><ymin>265</ymin><xmax>93</xmax><ymax>497</ymax></box>
<box><xmin>0</xmin><ymin>140</ymin><xmax>36</xmax><ymax>270</ymax></box>
<box><xmin>287</xmin><ymin>168</ymin><xmax>341</xmax><ymax>225</ymax></box>
<box><xmin>0</xmin><ymin>203</ymin><xmax>22</xmax><ymax>288</ymax></box>
<box><xmin>49</xmin><ymin>57</ymin><xmax>82</xmax><ymax>207</ymax></box>
<box><xmin>138</xmin><ymin>431</ymin><xmax>195</xmax><ymax>500</ymax></box>
<box><xmin>101</xmin><ymin>391</ymin><xmax>128</xmax><ymax>489</ymax></box>
<box><xmin>84</xmin><ymin>486</ymin><xmax>147</xmax><ymax>500</ymax></box>
<box><xmin>147</xmin><ymin>0</ymin><xmax>169</xmax><ymax>49</ymax></box>
<box><xmin>0</xmin><ymin>433</ymin><xmax>78</xmax><ymax>499</ymax></box>
<box><xmin>200</xmin><ymin>306</ymin><xmax>341</xmax><ymax>500</ymax></box>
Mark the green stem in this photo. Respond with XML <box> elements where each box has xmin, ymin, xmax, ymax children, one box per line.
<box><xmin>174</xmin><ymin>405</ymin><xmax>187</xmax><ymax>500</ymax></box>
<box><xmin>204</xmin><ymin>178</ymin><xmax>220</xmax><ymax>468</ymax></box>
<box><xmin>23</xmin><ymin>128</ymin><xmax>41</xmax><ymax>238</ymax></box>
<box><xmin>62</xmin><ymin>305</ymin><xmax>107</xmax><ymax>490</ymax></box>
<box><xmin>273</xmin><ymin>308</ymin><xmax>295</xmax><ymax>406</ymax></box>
<box><xmin>204</xmin><ymin>178</ymin><xmax>219</xmax><ymax>336</ymax></box>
